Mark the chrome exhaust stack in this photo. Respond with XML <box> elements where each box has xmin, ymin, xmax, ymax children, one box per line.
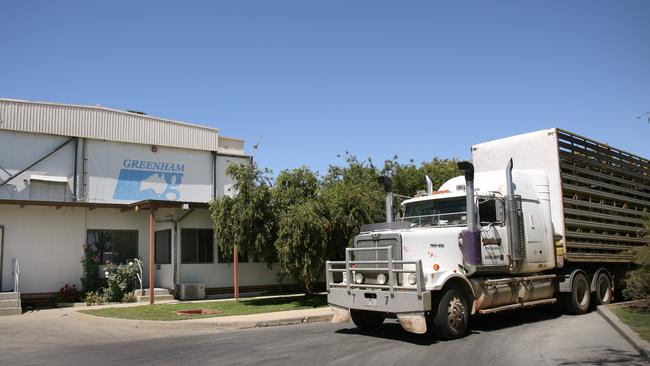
<box><xmin>425</xmin><ymin>175</ymin><xmax>433</xmax><ymax>195</ymax></box>
<box><xmin>377</xmin><ymin>176</ymin><xmax>393</xmax><ymax>223</ymax></box>
<box><xmin>505</xmin><ymin>159</ymin><xmax>525</xmax><ymax>267</ymax></box>
<box><xmin>457</xmin><ymin>161</ymin><xmax>481</xmax><ymax>273</ymax></box>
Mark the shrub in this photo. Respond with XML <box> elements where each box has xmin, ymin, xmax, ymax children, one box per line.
<box><xmin>121</xmin><ymin>292</ymin><xmax>137</xmax><ymax>303</ymax></box>
<box><xmin>54</xmin><ymin>283</ymin><xmax>81</xmax><ymax>303</ymax></box>
<box><xmin>104</xmin><ymin>260</ymin><xmax>140</xmax><ymax>302</ymax></box>
<box><xmin>623</xmin><ymin>245</ymin><xmax>650</xmax><ymax>300</ymax></box>
<box><xmin>84</xmin><ymin>290</ymin><xmax>106</xmax><ymax>306</ymax></box>
<box><xmin>623</xmin><ymin>218</ymin><xmax>650</xmax><ymax>300</ymax></box>
<box><xmin>81</xmin><ymin>242</ymin><xmax>102</xmax><ymax>292</ymax></box>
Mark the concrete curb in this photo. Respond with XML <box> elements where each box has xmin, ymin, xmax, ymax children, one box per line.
<box><xmin>214</xmin><ymin>313</ymin><xmax>335</xmax><ymax>330</ymax></box>
<box><xmin>73</xmin><ymin>308</ymin><xmax>334</xmax><ymax>332</ymax></box>
<box><xmin>597</xmin><ymin>304</ymin><xmax>650</xmax><ymax>360</ymax></box>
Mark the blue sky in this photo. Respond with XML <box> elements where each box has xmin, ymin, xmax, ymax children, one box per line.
<box><xmin>2</xmin><ymin>1</ymin><xmax>649</xmax><ymax>176</ymax></box>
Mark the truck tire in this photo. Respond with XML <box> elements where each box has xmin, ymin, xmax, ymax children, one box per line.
<box><xmin>561</xmin><ymin>272</ymin><xmax>591</xmax><ymax>315</ymax></box>
<box><xmin>350</xmin><ymin>310</ymin><xmax>385</xmax><ymax>332</ymax></box>
<box><xmin>431</xmin><ymin>287</ymin><xmax>469</xmax><ymax>340</ymax></box>
<box><xmin>593</xmin><ymin>273</ymin><xmax>613</xmax><ymax>306</ymax></box>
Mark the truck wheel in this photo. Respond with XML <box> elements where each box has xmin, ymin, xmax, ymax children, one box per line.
<box><xmin>593</xmin><ymin>273</ymin><xmax>613</xmax><ymax>306</ymax></box>
<box><xmin>432</xmin><ymin>287</ymin><xmax>469</xmax><ymax>340</ymax></box>
<box><xmin>562</xmin><ymin>272</ymin><xmax>591</xmax><ymax>315</ymax></box>
<box><xmin>350</xmin><ymin>310</ymin><xmax>385</xmax><ymax>332</ymax></box>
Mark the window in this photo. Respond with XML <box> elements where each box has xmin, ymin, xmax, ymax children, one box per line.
<box><xmin>479</xmin><ymin>198</ymin><xmax>504</xmax><ymax>224</ymax></box>
<box><xmin>402</xmin><ymin>197</ymin><xmax>467</xmax><ymax>227</ymax></box>
<box><xmin>155</xmin><ymin>230</ymin><xmax>171</xmax><ymax>264</ymax></box>
<box><xmin>87</xmin><ymin>230</ymin><xmax>138</xmax><ymax>264</ymax></box>
<box><xmin>181</xmin><ymin>229</ymin><xmax>214</xmax><ymax>263</ymax></box>
<box><xmin>479</xmin><ymin>199</ymin><xmax>497</xmax><ymax>224</ymax></box>
<box><xmin>29</xmin><ymin>180</ymin><xmax>69</xmax><ymax>201</ymax></box>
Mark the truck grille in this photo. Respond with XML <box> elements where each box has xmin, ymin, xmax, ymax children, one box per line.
<box><xmin>353</xmin><ymin>233</ymin><xmax>402</xmax><ymax>269</ymax></box>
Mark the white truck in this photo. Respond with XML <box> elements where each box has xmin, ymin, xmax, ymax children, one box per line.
<box><xmin>326</xmin><ymin>128</ymin><xmax>648</xmax><ymax>340</ymax></box>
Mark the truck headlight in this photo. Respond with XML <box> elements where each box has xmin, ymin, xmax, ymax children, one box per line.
<box><xmin>376</xmin><ymin>273</ymin><xmax>387</xmax><ymax>285</ymax></box>
<box><xmin>407</xmin><ymin>273</ymin><xmax>417</xmax><ymax>285</ymax></box>
<box><xmin>354</xmin><ymin>272</ymin><xmax>365</xmax><ymax>284</ymax></box>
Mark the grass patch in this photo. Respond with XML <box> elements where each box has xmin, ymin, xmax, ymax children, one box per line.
<box><xmin>611</xmin><ymin>301</ymin><xmax>650</xmax><ymax>343</ymax></box>
<box><xmin>80</xmin><ymin>294</ymin><xmax>327</xmax><ymax>321</ymax></box>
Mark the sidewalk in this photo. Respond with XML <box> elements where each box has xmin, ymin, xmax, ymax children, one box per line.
<box><xmin>597</xmin><ymin>304</ymin><xmax>650</xmax><ymax>361</ymax></box>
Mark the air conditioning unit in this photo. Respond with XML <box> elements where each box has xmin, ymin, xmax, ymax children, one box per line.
<box><xmin>179</xmin><ymin>283</ymin><xmax>205</xmax><ymax>300</ymax></box>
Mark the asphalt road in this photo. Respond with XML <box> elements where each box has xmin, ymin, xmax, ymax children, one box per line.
<box><xmin>0</xmin><ymin>307</ymin><xmax>646</xmax><ymax>366</ymax></box>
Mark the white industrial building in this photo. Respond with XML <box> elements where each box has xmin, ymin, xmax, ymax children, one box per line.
<box><xmin>0</xmin><ymin>98</ymin><xmax>286</xmax><ymax>306</ymax></box>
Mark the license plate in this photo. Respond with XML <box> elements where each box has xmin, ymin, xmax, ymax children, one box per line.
<box><xmin>364</xmin><ymin>298</ymin><xmax>377</xmax><ymax>306</ymax></box>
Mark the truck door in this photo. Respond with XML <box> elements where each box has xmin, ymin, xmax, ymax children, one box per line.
<box><xmin>522</xmin><ymin>201</ymin><xmax>546</xmax><ymax>263</ymax></box>
<box><xmin>478</xmin><ymin>197</ymin><xmax>508</xmax><ymax>267</ymax></box>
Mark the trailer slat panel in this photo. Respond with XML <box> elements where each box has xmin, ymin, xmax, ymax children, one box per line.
<box><xmin>557</xmin><ymin>129</ymin><xmax>649</xmax><ymax>263</ymax></box>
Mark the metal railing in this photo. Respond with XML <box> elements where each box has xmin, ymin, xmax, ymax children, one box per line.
<box><xmin>326</xmin><ymin>246</ymin><xmax>425</xmax><ymax>297</ymax></box>
<box><xmin>134</xmin><ymin>258</ymin><xmax>144</xmax><ymax>293</ymax></box>
<box><xmin>12</xmin><ymin>257</ymin><xmax>19</xmax><ymax>293</ymax></box>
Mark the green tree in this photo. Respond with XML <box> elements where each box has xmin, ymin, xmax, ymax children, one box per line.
<box><xmin>321</xmin><ymin>155</ymin><xmax>385</xmax><ymax>260</ymax></box>
<box><xmin>272</xmin><ymin>167</ymin><xmax>327</xmax><ymax>294</ymax></box>
<box><xmin>209</xmin><ymin>162</ymin><xmax>277</xmax><ymax>265</ymax></box>
<box><xmin>383</xmin><ymin>156</ymin><xmax>460</xmax><ymax>198</ymax></box>
<box><xmin>272</xmin><ymin>166</ymin><xmax>320</xmax><ymax>211</ymax></box>
<box><xmin>275</xmin><ymin>200</ymin><xmax>329</xmax><ymax>294</ymax></box>
<box><xmin>623</xmin><ymin>217</ymin><xmax>650</xmax><ymax>300</ymax></box>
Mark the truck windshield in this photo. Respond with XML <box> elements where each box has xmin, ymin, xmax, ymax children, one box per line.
<box><xmin>401</xmin><ymin>197</ymin><xmax>467</xmax><ymax>227</ymax></box>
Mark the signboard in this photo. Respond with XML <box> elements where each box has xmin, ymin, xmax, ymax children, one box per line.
<box><xmin>87</xmin><ymin>140</ymin><xmax>212</xmax><ymax>203</ymax></box>
<box><xmin>113</xmin><ymin>159</ymin><xmax>185</xmax><ymax>201</ymax></box>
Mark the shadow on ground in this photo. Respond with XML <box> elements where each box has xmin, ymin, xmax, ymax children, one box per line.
<box><xmin>335</xmin><ymin>305</ymin><xmax>563</xmax><ymax>345</ymax></box>
<box><xmin>555</xmin><ymin>347</ymin><xmax>647</xmax><ymax>366</ymax></box>
<box><xmin>336</xmin><ymin>321</ymin><xmax>437</xmax><ymax>346</ymax></box>
<box><xmin>470</xmin><ymin>306</ymin><xmax>562</xmax><ymax>333</ymax></box>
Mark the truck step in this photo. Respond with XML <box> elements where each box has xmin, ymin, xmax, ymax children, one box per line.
<box><xmin>478</xmin><ymin>298</ymin><xmax>556</xmax><ymax>314</ymax></box>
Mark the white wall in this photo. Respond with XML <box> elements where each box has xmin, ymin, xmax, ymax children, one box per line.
<box><xmin>0</xmin><ymin>204</ymin><xmax>286</xmax><ymax>294</ymax></box>
<box><xmin>0</xmin><ymin>205</ymin><xmax>84</xmax><ymax>293</ymax></box>
<box><xmin>0</xmin><ymin>130</ymin><xmax>75</xmax><ymax>200</ymax></box>
<box><xmin>0</xmin><ymin>130</ymin><xmax>252</xmax><ymax>205</ymax></box>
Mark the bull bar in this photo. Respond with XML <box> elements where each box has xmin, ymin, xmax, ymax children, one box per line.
<box><xmin>326</xmin><ymin>246</ymin><xmax>431</xmax><ymax>314</ymax></box>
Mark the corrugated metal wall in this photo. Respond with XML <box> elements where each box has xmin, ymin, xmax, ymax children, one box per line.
<box><xmin>0</xmin><ymin>99</ymin><xmax>223</xmax><ymax>152</ymax></box>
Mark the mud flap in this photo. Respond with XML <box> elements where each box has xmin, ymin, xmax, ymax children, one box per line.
<box><xmin>397</xmin><ymin>312</ymin><xmax>427</xmax><ymax>334</ymax></box>
<box><xmin>330</xmin><ymin>305</ymin><xmax>351</xmax><ymax>323</ymax></box>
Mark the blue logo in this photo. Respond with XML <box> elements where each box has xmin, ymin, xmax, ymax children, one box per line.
<box><xmin>113</xmin><ymin>159</ymin><xmax>184</xmax><ymax>201</ymax></box>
